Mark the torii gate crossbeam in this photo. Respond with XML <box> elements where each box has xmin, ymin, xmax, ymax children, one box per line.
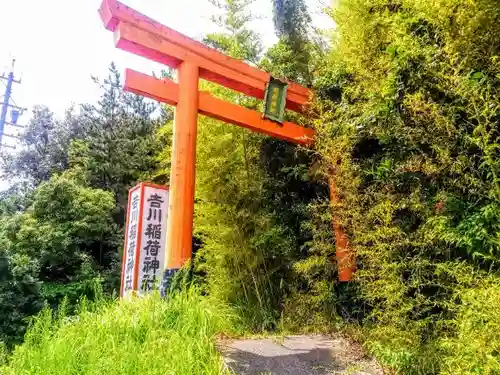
<box><xmin>98</xmin><ymin>0</ymin><xmax>355</xmax><ymax>286</ymax></box>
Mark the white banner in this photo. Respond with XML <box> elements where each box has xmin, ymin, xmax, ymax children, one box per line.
<box><xmin>121</xmin><ymin>187</ymin><xmax>141</xmax><ymax>296</ymax></box>
<box><xmin>137</xmin><ymin>185</ymin><xmax>169</xmax><ymax>295</ymax></box>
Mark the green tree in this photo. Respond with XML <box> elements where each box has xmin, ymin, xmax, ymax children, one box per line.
<box><xmin>272</xmin><ymin>0</ymin><xmax>310</xmax><ymax>42</ymax></box>
<box><xmin>0</xmin><ymin>63</ymin><xmax>165</xmax><ymax>346</ymax></box>
<box><xmin>0</xmin><ymin>106</ymin><xmax>78</xmax><ymax>187</ymax></box>
<box><xmin>0</xmin><ymin>245</ymin><xmax>42</xmax><ymax>347</ymax></box>
<box><xmin>268</xmin><ymin>0</ymin><xmax>314</xmax><ymax>85</ymax></box>
<box><xmin>193</xmin><ymin>0</ymin><xmax>283</xmax><ymax>329</ymax></box>
<box><xmin>261</xmin><ymin>0</ymin><xmax>337</xmax><ymax>329</ymax></box>
<box><xmin>167</xmin><ymin>0</ymin><xmax>337</xmax><ymax>331</ymax></box>
<box><xmin>2</xmin><ymin>171</ymin><xmax>119</xmax><ymax>305</ymax></box>
<box><xmin>204</xmin><ymin>0</ymin><xmax>263</xmax><ymax>62</ymax></box>
<box><xmin>71</xmin><ymin>63</ymin><xmax>163</xmax><ymax>220</ymax></box>
<box><xmin>2</xmin><ymin>63</ymin><xmax>163</xmax><ymax>216</ymax></box>
<box><xmin>0</xmin><ymin>185</ymin><xmax>32</xmax><ymax>217</ymax></box>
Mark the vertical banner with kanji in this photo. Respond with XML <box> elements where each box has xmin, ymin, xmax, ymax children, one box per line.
<box><xmin>121</xmin><ymin>183</ymin><xmax>169</xmax><ymax>297</ymax></box>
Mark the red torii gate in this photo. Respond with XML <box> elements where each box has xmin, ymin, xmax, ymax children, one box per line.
<box><xmin>98</xmin><ymin>0</ymin><xmax>354</xmax><ymax>284</ymax></box>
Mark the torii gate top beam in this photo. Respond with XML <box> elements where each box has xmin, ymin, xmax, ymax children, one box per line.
<box><xmin>98</xmin><ymin>0</ymin><xmax>311</xmax><ymax>113</ymax></box>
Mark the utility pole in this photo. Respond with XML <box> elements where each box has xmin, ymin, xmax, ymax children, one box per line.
<box><xmin>0</xmin><ymin>59</ymin><xmax>26</xmax><ymax>148</ymax></box>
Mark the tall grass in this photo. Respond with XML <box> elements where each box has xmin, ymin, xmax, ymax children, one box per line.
<box><xmin>2</xmin><ymin>288</ymin><xmax>236</xmax><ymax>375</ymax></box>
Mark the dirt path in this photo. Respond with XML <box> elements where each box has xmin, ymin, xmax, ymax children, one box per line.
<box><xmin>218</xmin><ymin>335</ymin><xmax>384</xmax><ymax>375</ymax></box>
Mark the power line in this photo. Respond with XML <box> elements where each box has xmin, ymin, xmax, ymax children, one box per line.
<box><xmin>0</xmin><ymin>59</ymin><xmax>26</xmax><ymax>149</ymax></box>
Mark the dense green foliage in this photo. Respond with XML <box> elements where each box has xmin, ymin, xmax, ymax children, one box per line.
<box><xmin>0</xmin><ymin>64</ymin><xmax>163</xmax><ymax>346</ymax></box>
<box><xmin>191</xmin><ymin>0</ymin><xmax>500</xmax><ymax>372</ymax></box>
<box><xmin>313</xmin><ymin>0</ymin><xmax>500</xmax><ymax>373</ymax></box>
<box><xmin>185</xmin><ymin>0</ymin><xmax>340</xmax><ymax>333</ymax></box>
<box><xmin>1</xmin><ymin>0</ymin><xmax>499</xmax><ymax>374</ymax></box>
<box><xmin>2</xmin><ymin>289</ymin><xmax>234</xmax><ymax>375</ymax></box>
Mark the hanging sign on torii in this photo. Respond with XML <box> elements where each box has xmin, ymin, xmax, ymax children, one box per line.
<box><xmin>98</xmin><ymin>0</ymin><xmax>355</xmax><ymax>286</ymax></box>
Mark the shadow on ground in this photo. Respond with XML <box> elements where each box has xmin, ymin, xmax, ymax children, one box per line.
<box><xmin>219</xmin><ymin>335</ymin><xmax>382</xmax><ymax>375</ymax></box>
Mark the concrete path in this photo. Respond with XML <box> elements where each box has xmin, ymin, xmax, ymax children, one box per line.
<box><xmin>219</xmin><ymin>335</ymin><xmax>383</xmax><ymax>375</ymax></box>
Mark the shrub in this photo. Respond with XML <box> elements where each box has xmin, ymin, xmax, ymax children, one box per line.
<box><xmin>313</xmin><ymin>0</ymin><xmax>500</xmax><ymax>372</ymax></box>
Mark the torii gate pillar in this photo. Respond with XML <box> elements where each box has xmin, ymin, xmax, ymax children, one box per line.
<box><xmin>166</xmin><ymin>62</ymin><xmax>199</xmax><ymax>271</ymax></box>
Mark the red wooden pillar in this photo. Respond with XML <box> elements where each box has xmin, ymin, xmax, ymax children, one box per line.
<box><xmin>329</xmin><ymin>176</ymin><xmax>355</xmax><ymax>281</ymax></box>
<box><xmin>165</xmin><ymin>62</ymin><xmax>199</xmax><ymax>272</ymax></box>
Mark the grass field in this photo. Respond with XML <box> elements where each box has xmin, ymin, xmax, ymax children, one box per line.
<box><xmin>1</xmin><ymin>289</ymin><xmax>237</xmax><ymax>375</ymax></box>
